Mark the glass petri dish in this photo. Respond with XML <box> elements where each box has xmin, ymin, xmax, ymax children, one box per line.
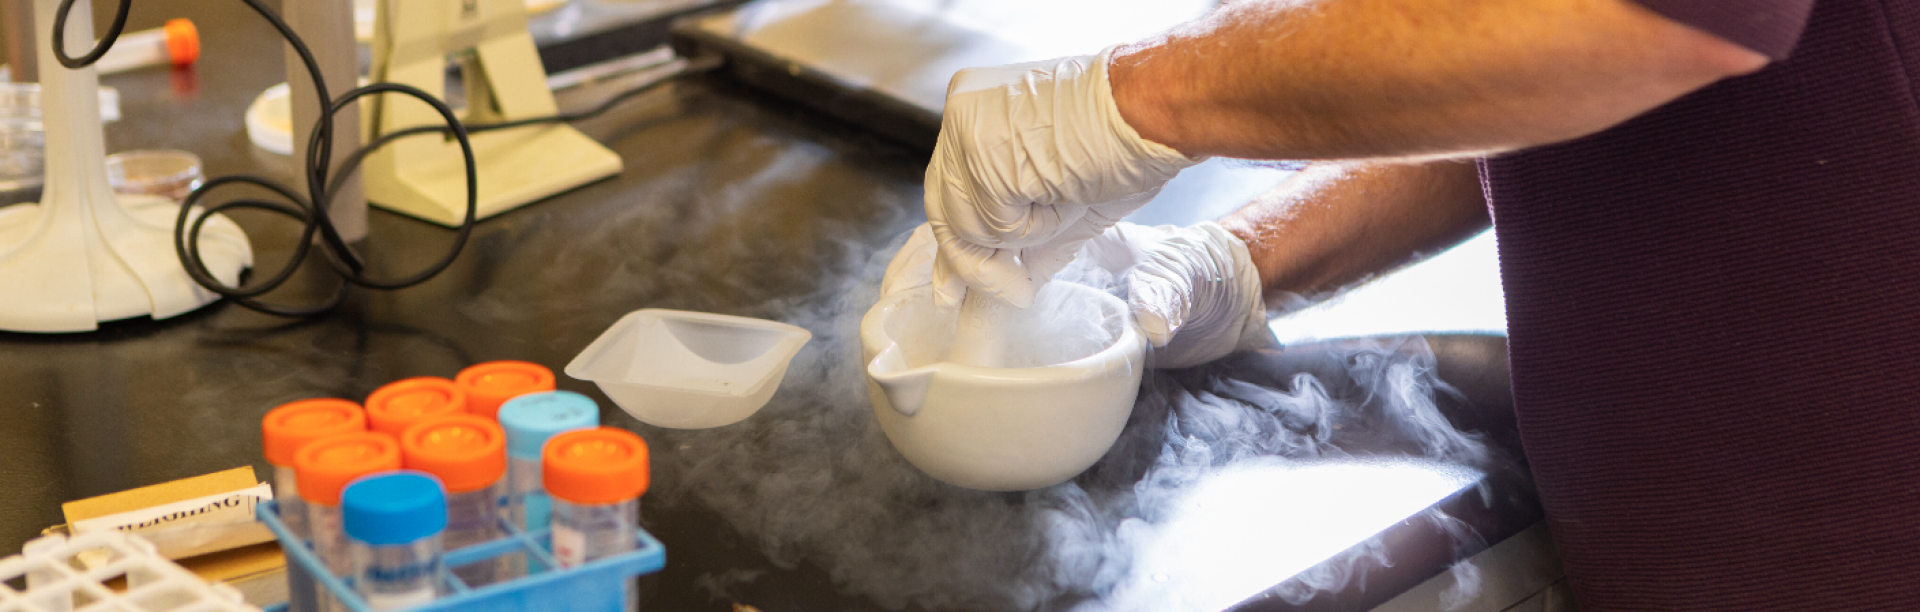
<box><xmin>105</xmin><ymin>150</ymin><xmax>204</xmax><ymax>202</ymax></box>
<box><xmin>0</xmin><ymin>84</ymin><xmax>44</xmax><ymax>192</ymax></box>
<box><xmin>0</xmin><ymin>83</ymin><xmax>121</xmax><ymax>194</ymax></box>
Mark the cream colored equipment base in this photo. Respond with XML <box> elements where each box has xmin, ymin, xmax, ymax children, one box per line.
<box><xmin>363</xmin><ymin>0</ymin><xmax>622</xmax><ymax>226</ymax></box>
<box><xmin>0</xmin><ymin>0</ymin><xmax>249</xmax><ymax>333</ymax></box>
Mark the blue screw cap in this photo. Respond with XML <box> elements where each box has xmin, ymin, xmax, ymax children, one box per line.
<box><xmin>342</xmin><ymin>471</ymin><xmax>447</xmax><ymax>546</ymax></box>
<box><xmin>498</xmin><ymin>391</ymin><xmax>600</xmax><ymax>459</ymax></box>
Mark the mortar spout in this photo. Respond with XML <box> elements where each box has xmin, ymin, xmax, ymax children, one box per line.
<box><xmin>867</xmin><ymin>346</ymin><xmax>935</xmax><ymax>416</ymax></box>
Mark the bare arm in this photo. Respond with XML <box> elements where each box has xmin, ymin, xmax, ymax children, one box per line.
<box><xmin>1111</xmin><ymin>0</ymin><xmax>1769</xmax><ymax>160</ymax></box>
<box><xmin>1220</xmin><ymin>160</ymin><xmax>1490</xmax><ymax>308</ymax></box>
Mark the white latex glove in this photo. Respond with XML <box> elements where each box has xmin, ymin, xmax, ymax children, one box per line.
<box><xmin>882</xmin><ymin>222</ymin><xmax>1275</xmax><ymax>369</ymax></box>
<box><xmin>925</xmin><ymin>46</ymin><xmax>1203</xmax><ymax>308</ymax></box>
<box><xmin>881</xmin><ymin>224</ymin><xmax>941</xmax><ymax>298</ymax></box>
<box><xmin>1081</xmin><ymin>221</ymin><xmax>1276</xmax><ymax>368</ymax></box>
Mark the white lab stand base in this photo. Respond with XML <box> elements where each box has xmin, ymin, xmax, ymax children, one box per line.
<box><xmin>0</xmin><ymin>195</ymin><xmax>249</xmax><ymax>333</ymax></box>
<box><xmin>0</xmin><ymin>0</ymin><xmax>249</xmax><ymax>333</ymax></box>
<box><xmin>362</xmin><ymin>0</ymin><xmax>622</xmax><ymax>227</ymax></box>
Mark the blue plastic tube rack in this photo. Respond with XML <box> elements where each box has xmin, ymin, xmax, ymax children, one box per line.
<box><xmin>256</xmin><ymin>500</ymin><xmax>665</xmax><ymax>612</ymax></box>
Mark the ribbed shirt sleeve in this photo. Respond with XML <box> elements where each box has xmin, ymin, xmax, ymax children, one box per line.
<box><xmin>1631</xmin><ymin>0</ymin><xmax>1819</xmax><ymax>58</ymax></box>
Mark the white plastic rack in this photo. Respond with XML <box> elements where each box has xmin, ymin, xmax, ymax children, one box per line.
<box><xmin>0</xmin><ymin>530</ymin><xmax>259</xmax><ymax>612</ymax></box>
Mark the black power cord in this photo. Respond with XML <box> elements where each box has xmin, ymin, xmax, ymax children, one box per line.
<box><xmin>52</xmin><ymin>0</ymin><xmax>716</xmax><ymax>317</ymax></box>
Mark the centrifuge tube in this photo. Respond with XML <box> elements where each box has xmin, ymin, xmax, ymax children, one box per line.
<box><xmin>262</xmin><ymin>398</ymin><xmax>366</xmax><ymax>612</ymax></box>
<box><xmin>89</xmin><ymin>19</ymin><xmax>199</xmax><ymax>75</ymax></box>
<box><xmin>497</xmin><ymin>391</ymin><xmax>599</xmax><ymax>535</ymax></box>
<box><xmin>294</xmin><ymin>432</ymin><xmax>402</xmax><ymax>612</ymax></box>
<box><xmin>366</xmin><ymin>377</ymin><xmax>468</xmax><ymax>437</ymax></box>
<box><xmin>455</xmin><ymin>361</ymin><xmax>555</xmax><ymax>420</ymax></box>
<box><xmin>342</xmin><ymin>471</ymin><xmax>447</xmax><ymax>612</ymax></box>
<box><xmin>263</xmin><ymin>400</ymin><xmax>366</xmax><ymax>543</ymax></box>
<box><xmin>401</xmin><ymin>414</ymin><xmax>509</xmax><ymax>586</ymax></box>
<box><xmin>545</xmin><ymin>427</ymin><xmax>649</xmax><ymax>612</ymax></box>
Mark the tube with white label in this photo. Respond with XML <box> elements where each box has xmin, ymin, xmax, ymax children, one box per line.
<box><xmin>543</xmin><ymin>427</ymin><xmax>649</xmax><ymax>612</ymax></box>
<box><xmin>342</xmin><ymin>471</ymin><xmax>447</xmax><ymax>611</ymax></box>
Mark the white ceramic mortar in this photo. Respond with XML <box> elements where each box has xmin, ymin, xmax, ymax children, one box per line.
<box><xmin>860</xmin><ymin>283</ymin><xmax>1147</xmax><ymax>491</ymax></box>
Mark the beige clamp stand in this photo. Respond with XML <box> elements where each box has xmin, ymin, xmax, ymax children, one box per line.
<box><xmin>0</xmin><ymin>0</ymin><xmax>250</xmax><ymax>333</ymax></box>
<box><xmin>362</xmin><ymin>0</ymin><xmax>622</xmax><ymax>226</ymax></box>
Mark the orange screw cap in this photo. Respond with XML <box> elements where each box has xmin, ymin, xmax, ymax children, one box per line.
<box><xmin>262</xmin><ymin>399</ymin><xmax>367</xmax><ymax>467</ymax></box>
<box><xmin>163</xmin><ymin>19</ymin><xmax>199</xmax><ymax>67</ymax></box>
<box><xmin>293</xmin><ymin>432</ymin><xmax>402</xmax><ymax>506</ymax></box>
<box><xmin>455</xmin><ymin>361</ymin><xmax>555</xmax><ymax>419</ymax></box>
<box><xmin>542</xmin><ymin>428</ymin><xmax>649</xmax><ymax>505</ymax></box>
<box><xmin>400</xmin><ymin>415</ymin><xmax>507</xmax><ymax>494</ymax></box>
<box><xmin>366</xmin><ymin>377</ymin><xmax>468</xmax><ymax>437</ymax></box>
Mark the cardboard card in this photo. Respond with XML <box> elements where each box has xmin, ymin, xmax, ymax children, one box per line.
<box><xmin>62</xmin><ymin>467</ymin><xmax>260</xmax><ymax>523</ymax></box>
<box><xmin>62</xmin><ymin>467</ymin><xmax>277</xmax><ymax>563</ymax></box>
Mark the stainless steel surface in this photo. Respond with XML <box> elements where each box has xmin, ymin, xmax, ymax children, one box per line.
<box><xmin>529</xmin><ymin>0</ymin><xmax>750</xmax><ymax>75</ymax></box>
<box><xmin>1368</xmin><ymin>522</ymin><xmax>1565</xmax><ymax>612</ymax></box>
<box><xmin>530</xmin><ymin>0</ymin><xmax>722</xmax><ymax>45</ymax></box>
<box><xmin>691</xmin><ymin>0</ymin><xmax>1216</xmax><ymax>115</ymax></box>
<box><xmin>0</xmin><ymin>2</ymin><xmax>1535</xmax><ymax>610</ymax></box>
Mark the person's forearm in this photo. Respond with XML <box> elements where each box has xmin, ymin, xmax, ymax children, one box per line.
<box><xmin>1110</xmin><ymin>0</ymin><xmax>1768</xmax><ymax>160</ymax></box>
<box><xmin>1220</xmin><ymin>160</ymin><xmax>1489</xmax><ymax>309</ymax></box>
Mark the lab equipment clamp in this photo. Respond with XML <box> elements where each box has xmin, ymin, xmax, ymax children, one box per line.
<box><xmin>362</xmin><ymin>0</ymin><xmax>623</xmax><ymax>227</ymax></box>
<box><xmin>0</xmin><ymin>0</ymin><xmax>251</xmax><ymax>333</ymax></box>
<box><xmin>257</xmin><ymin>499</ymin><xmax>666</xmax><ymax>612</ymax></box>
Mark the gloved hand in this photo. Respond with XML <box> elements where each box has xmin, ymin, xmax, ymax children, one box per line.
<box><xmin>1081</xmin><ymin>221</ymin><xmax>1275</xmax><ymax>368</ymax></box>
<box><xmin>882</xmin><ymin>222</ymin><xmax>1275</xmax><ymax>369</ymax></box>
<box><xmin>925</xmin><ymin>46</ymin><xmax>1203</xmax><ymax>309</ymax></box>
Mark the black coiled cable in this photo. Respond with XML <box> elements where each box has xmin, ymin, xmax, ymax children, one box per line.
<box><xmin>54</xmin><ymin>0</ymin><xmax>716</xmax><ymax>317</ymax></box>
<box><xmin>54</xmin><ymin>0</ymin><xmax>476</xmax><ymax>317</ymax></box>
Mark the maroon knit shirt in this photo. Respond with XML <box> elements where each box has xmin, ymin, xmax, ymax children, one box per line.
<box><xmin>1481</xmin><ymin>0</ymin><xmax>1920</xmax><ymax>609</ymax></box>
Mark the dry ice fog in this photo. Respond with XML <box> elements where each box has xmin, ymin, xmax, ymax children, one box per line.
<box><xmin>640</xmin><ymin>229</ymin><xmax>1500</xmax><ymax>611</ymax></box>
